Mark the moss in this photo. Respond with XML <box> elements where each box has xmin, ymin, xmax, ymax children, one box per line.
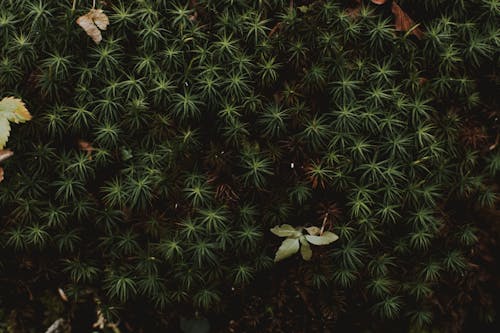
<box><xmin>0</xmin><ymin>0</ymin><xmax>498</xmax><ymax>331</ymax></box>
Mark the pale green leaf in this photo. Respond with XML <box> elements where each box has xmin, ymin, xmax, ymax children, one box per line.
<box><xmin>274</xmin><ymin>238</ymin><xmax>300</xmax><ymax>262</ymax></box>
<box><xmin>299</xmin><ymin>236</ymin><xmax>312</xmax><ymax>261</ymax></box>
<box><xmin>305</xmin><ymin>226</ymin><xmax>321</xmax><ymax>236</ymax></box>
<box><xmin>298</xmin><ymin>5</ymin><xmax>311</xmax><ymax>13</ymax></box>
<box><xmin>305</xmin><ymin>231</ymin><xmax>339</xmax><ymax>246</ymax></box>
<box><xmin>270</xmin><ymin>224</ymin><xmax>302</xmax><ymax>238</ymax></box>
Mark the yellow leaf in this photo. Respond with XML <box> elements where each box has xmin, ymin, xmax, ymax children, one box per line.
<box><xmin>0</xmin><ymin>118</ymin><xmax>11</xmax><ymax>150</ymax></box>
<box><xmin>77</xmin><ymin>9</ymin><xmax>109</xmax><ymax>44</ymax></box>
<box><xmin>0</xmin><ymin>97</ymin><xmax>32</xmax><ymax>123</ymax></box>
<box><xmin>0</xmin><ymin>97</ymin><xmax>32</xmax><ymax>149</ymax></box>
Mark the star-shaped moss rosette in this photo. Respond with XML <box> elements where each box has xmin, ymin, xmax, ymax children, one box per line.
<box><xmin>270</xmin><ymin>224</ymin><xmax>339</xmax><ymax>262</ymax></box>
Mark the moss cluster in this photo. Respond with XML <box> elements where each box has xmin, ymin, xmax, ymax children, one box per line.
<box><xmin>0</xmin><ymin>0</ymin><xmax>498</xmax><ymax>331</ymax></box>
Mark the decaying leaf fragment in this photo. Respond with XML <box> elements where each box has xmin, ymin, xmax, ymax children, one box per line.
<box><xmin>365</xmin><ymin>0</ymin><xmax>424</xmax><ymax>39</ymax></box>
<box><xmin>78</xmin><ymin>140</ymin><xmax>94</xmax><ymax>159</ymax></box>
<box><xmin>0</xmin><ymin>149</ymin><xmax>13</xmax><ymax>182</ymax></box>
<box><xmin>0</xmin><ymin>97</ymin><xmax>32</xmax><ymax>150</ymax></box>
<box><xmin>58</xmin><ymin>287</ymin><xmax>68</xmax><ymax>302</ymax></box>
<box><xmin>77</xmin><ymin>9</ymin><xmax>109</xmax><ymax>44</ymax></box>
<box><xmin>0</xmin><ymin>149</ymin><xmax>14</xmax><ymax>163</ymax></box>
<box><xmin>391</xmin><ymin>1</ymin><xmax>424</xmax><ymax>39</ymax></box>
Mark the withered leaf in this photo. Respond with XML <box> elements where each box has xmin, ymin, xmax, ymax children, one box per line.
<box><xmin>0</xmin><ymin>167</ymin><xmax>3</xmax><ymax>183</ymax></box>
<box><xmin>77</xmin><ymin>9</ymin><xmax>109</xmax><ymax>44</ymax></box>
<box><xmin>58</xmin><ymin>288</ymin><xmax>68</xmax><ymax>302</ymax></box>
<box><xmin>78</xmin><ymin>140</ymin><xmax>94</xmax><ymax>159</ymax></box>
<box><xmin>0</xmin><ymin>149</ymin><xmax>14</xmax><ymax>163</ymax></box>
<box><xmin>391</xmin><ymin>2</ymin><xmax>424</xmax><ymax>39</ymax></box>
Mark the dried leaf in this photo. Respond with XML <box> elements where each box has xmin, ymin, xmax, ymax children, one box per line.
<box><xmin>78</xmin><ymin>140</ymin><xmax>94</xmax><ymax>160</ymax></box>
<box><xmin>77</xmin><ymin>9</ymin><xmax>109</xmax><ymax>44</ymax></box>
<box><xmin>274</xmin><ymin>238</ymin><xmax>300</xmax><ymax>262</ymax></box>
<box><xmin>346</xmin><ymin>7</ymin><xmax>361</xmax><ymax>19</ymax></box>
<box><xmin>305</xmin><ymin>231</ymin><xmax>339</xmax><ymax>245</ymax></box>
<box><xmin>92</xmin><ymin>10</ymin><xmax>109</xmax><ymax>30</ymax></box>
<box><xmin>0</xmin><ymin>167</ymin><xmax>3</xmax><ymax>183</ymax></box>
<box><xmin>270</xmin><ymin>224</ymin><xmax>302</xmax><ymax>238</ymax></box>
<box><xmin>58</xmin><ymin>288</ymin><xmax>68</xmax><ymax>302</ymax></box>
<box><xmin>0</xmin><ymin>97</ymin><xmax>32</xmax><ymax>149</ymax></box>
<box><xmin>391</xmin><ymin>2</ymin><xmax>424</xmax><ymax>39</ymax></box>
<box><xmin>0</xmin><ymin>149</ymin><xmax>14</xmax><ymax>163</ymax></box>
<box><xmin>44</xmin><ymin>318</ymin><xmax>68</xmax><ymax>333</ymax></box>
<box><xmin>93</xmin><ymin>310</ymin><xmax>106</xmax><ymax>329</ymax></box>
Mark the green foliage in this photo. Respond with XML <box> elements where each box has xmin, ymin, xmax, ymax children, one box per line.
<box><xmin>0</xmin><ymin>0</ymin><xmax>498</xmax><ymax>331</ymax></box>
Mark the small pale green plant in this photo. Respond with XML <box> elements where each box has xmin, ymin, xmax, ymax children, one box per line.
<box><xmin>271</xmin><ymin>224</ymin><xmax>339</xmax><ymax>262</ymax></box>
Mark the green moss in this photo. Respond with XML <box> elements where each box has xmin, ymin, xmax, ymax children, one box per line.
<box><xmin>0</xmin><ymin>0</ymin><xmax>498</xmax><ymax>331</ymax></box>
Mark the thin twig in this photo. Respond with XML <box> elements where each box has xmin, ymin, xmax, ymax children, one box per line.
<box><xmin>268</xmin><ymin>22</ymin><xmax>282</xmax><ymax>37</ymax></box>
<box><xmin>320</xmin><ymin>213</ymin><xmax>328</xmax><ymax>235</ymax></box>
<box><xmin>489</xmin><ymin>134</ymin><xmax>499</xmax><ymax>151</ymax></box>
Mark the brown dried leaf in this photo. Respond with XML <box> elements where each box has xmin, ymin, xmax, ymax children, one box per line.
<box><xmin>346</xmin><ymin>7</ymin><xmax>361</xmax><ymax>18</ymax></box>
<box><xmin>0</xmin><ymin>167</ymin><xmax>3</xmax><ymax>183</ymax></box>
<box><xmin>77</xmin><ymin>9</ymin><xmax>109</xmax><ymax>44</ymax></box>
<box><xmin>93</xmin><ymin>310</ymin><xmax>105</xmax><ymax>329</ymax></box>
<box><xmin>78</xmin><ymin>140</ymin><xmax>94</xmax><ymax>159</ymax></box>
<box><xmin>391</xmin><ymin>2</ymin><xmax>424</xmax><ymax>39</ymax></box>
<box><xmin>0</xmin><ymin>149</ymin><xmax>14</xmax><ymax>163</ymax></box>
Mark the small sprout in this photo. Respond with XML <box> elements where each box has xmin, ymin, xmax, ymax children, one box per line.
<box><xmin>270</xmin><ymin>224</ymin><xmax>339</xmax><ymax>262</ymax></box>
